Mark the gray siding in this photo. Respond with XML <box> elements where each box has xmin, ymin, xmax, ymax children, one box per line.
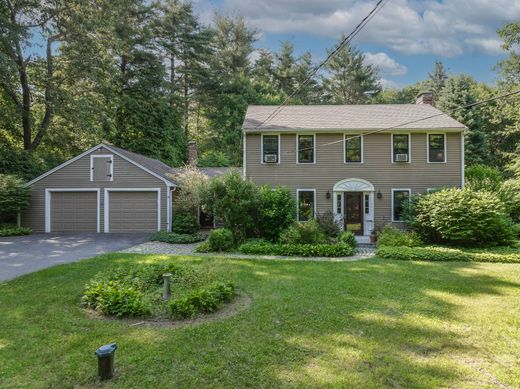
<box><xmin>245</xmin><ymin>131</ymin><xmax>463</xmax><ymax>229</ymax></box>
<box><xmin>22</xmin><ymin>147</ymin><xmax>171</xmax><ymax>232</ymax></box>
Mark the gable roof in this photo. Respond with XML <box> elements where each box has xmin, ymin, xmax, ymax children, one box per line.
<box><xmin>26</xmin><ymin>143</ymin><xmax>177</xmax><ymax>187</ymax></box>
<box><xmin>242</xmin><ymin>104</ymin><xmax>466</xmax><ymax>131</ymax></box>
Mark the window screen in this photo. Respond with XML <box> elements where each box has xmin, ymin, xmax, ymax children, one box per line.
<box><xmin>345</xmin><ymin>136</ymin><xmax>362</xmax><ymax>163</ymax></box>
<box><xmin>428</xmin><ymin>134</ymin><xmax>445</xmax><ymax>162</ymax></box>
<box><xmin>298</xmin><ymin>190</ymin><xmax>315</xmax><ymax>221</ymax></box>
<box><xmin>298</xmin><ymin>135</ymin><xmax>314</xmax><ymax>163</ymax></box>
<box><xmin>393</xmin><ymin>190</ymin><xmax>410</xmax><ymax>221</ymax></box>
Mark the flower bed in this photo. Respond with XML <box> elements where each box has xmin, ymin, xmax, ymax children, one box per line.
<box><xmin>238</xmin><ymin>241</ymin><xmax>355</xmax><ymax>257</ymax></box>
<box><xmin>376</xmin><ymin>245</ymin><xmax>520</xmax><ymax>263</ymax></box>
<box><xmin>82</xmin><ymin>261</ymin><xmax>236</xmax><ymax>319</ymax></box>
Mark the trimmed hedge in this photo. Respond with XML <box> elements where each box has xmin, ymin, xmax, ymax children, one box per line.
<box><xmin>376</xmin><ymin>225</ymin><xmax>422</xmax><ymax>248</ymax></box>
<box><xmin>238</xmin><ymin>241</ymin><xmax>355</xmax><ymax>257</ymax></box>
<box><xmin>377</xmin><ymin>245</ymin><xmax>520</xmax><ymax>263</ymax></box>
<box><xmin>0</xmin><ymin>225</ymin><xmax>31</xmax><ymax>237</ymax></box>
<box><xmin>169</xmin><ymin>281</ymin><xmax>235</xmax><ymax>319</ymax></box>
<box><xmin>150</xmin><ymin>231</ymin><xmax>206</xmax><ymax>244</ymax></box>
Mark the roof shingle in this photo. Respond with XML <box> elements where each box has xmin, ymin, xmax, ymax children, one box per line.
<box><xmin>242</xmin><ymin>104</ymin><xmax>466</xmax><ymax>131</ymax></box>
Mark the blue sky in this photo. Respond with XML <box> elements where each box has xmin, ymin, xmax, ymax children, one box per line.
<box><xmin>195</xmin><ymin>0</ymin><xmax>520</xmax><ymax>87</ymax></box>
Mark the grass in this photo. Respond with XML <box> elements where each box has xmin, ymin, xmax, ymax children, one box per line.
<box><xmin>1</xmin><ymin>254</ymin><xmax>520</xmax><ymax>388</ymax></box>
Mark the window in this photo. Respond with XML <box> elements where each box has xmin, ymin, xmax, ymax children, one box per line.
<box><xmin>262</xmin><ymin>135</ymin><xmax>279</xmax><ymax>163</ymax></box>
<box><xmin>392</xmin><ymin>189</ymin><xmax>411</xmax><ymax>222</ymax></box>
<box><xmin>336</xmin><ymin>193</ymin><xmax>342</xmax><ymax>214</ymax></box>
<box><xmin>345</xmin><ymin>135</ymin><xmax>362</xmax><ymax>163</ymax></box>
<box><xmin>297</xmin><ymin>189</ymin><xmax>315</xmax><ymax>221</ymax></box>
<box><xmin>364</xmin><ymin>194</ymin><xmax>369</xmax><ymax>214</ymax></box>
<box><xmin>90</xmin><ymin>155</ymin><xmax>113</xmax><ymax>182</ymax></box>
<box><xmin>392</xmin><ymin>134</ymin><xmax>410</xmax><ymax>162</ymax></box>
<box><xmin>297</xmin><ymin>134</ymin><xmax>315</xmax><ymax>163</ymax></box>
<box><xmin>428</xmin><ymin>134</ymin><xmax>446</xmax><ymax>162</ymax></box>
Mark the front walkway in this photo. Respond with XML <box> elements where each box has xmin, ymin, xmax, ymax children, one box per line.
<box><xmin>120</xmin><ymin>241</ymin><xmax>376</xmax><ymax>261</ymax></box>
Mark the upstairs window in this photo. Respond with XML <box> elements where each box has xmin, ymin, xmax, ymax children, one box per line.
<box><xmin>428</xmin><ymin>134</ymin><xmax>446</xmax><ymax>163</ymax></box>
<box><xmin>262</xmin><ymin>134</ymin><xmax>279</xmax><ymax>163</ymax></box>
<box><xmin>392</xmin><ymin>134</ymin><xmax>410</xmax><ymax>162</ymax></box>
<box><xmin>297</xmin><ymin>189</ymin><xmax>315</xmax><ymax>221</ymax></box>
<box><xmin>297</xmin><ymin>134</ymin><xmax>315</xmax><ymax>163</ymax></box>
<box><xmin>345</xmin><ymin>135</ymin><xmax>362</xmax><ymax>163</ymax></box>
<box><xmin>392</xmin><ymin>189</ymin><xmax>411</xmax><ymax>222</ymax></box>
<box><xmin>90</xmin><ymin>155</ymin><xmax>113</xmax><ymax>182</ymax></box>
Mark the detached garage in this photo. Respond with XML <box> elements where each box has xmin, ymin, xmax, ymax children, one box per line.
<box><xmin>22</xmin><ymin>144</ymin><xmax>176</xmax><ymax>233</ymax></box>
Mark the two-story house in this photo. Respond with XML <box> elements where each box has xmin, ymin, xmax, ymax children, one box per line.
<box><xmin>242</xmin><ymin>92</ymin><xmax>466</xmax><ymax>241</ymax></box>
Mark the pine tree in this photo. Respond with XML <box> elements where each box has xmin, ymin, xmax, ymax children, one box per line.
<box><xmin>427</xmin><ymin>60</ymin><xmax>448</xmax><ymax>104</ymax></box>
<box><xmin>323</xmin><ymin>38</ymin><xmax>380</xmax><ymax>104</ymax></box>
<box><xmin>294</xmin><ymin>52</ymin><xmax>322</xmax><ymax>104</ymax></box>
<box><xmin>273</xmin><ymin>41</ymin><xmax>297</xmax><ymax>97</ymax></box>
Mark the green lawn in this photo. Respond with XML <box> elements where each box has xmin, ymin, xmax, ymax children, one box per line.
<box><xmin>1</xmin><ymin>254</ymin><xmax>520</xmax><ymax>388</ymax></box>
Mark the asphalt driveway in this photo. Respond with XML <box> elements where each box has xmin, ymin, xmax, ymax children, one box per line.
<box><xmin>0</xmin><ymin>233</ymin><xmax>150</xmax><ymax>282</ymax></box>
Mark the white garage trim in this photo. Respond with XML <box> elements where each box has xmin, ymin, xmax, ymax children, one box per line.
<box><xmin>104</xmin><ymin>188</ymin><xmax>161</xmax><ymax>233</ymax></box>
<box><xmin>45</xmin><ymin>188</ymin><xmax>100</xmax><ymax>233</ymax></box>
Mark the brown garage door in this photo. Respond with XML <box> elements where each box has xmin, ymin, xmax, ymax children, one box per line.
<box><xmin>108</xmin><ymin>191</ymin><xmax>158</xmax><ymax>233</ymax></box>
<box><xmin>51</xmin><ymin>191</ymin><xmax>97</xmax><ymax>232</ymax></box>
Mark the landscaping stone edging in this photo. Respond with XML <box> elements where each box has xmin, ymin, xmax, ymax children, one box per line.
<box><xmin>119</xmin><ymin>241</ymin><xmax>375</xmax><ymax>262</ymax></box>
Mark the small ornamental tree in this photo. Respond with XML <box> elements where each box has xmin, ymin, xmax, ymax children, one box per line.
<box><xmin>258</xmin><ymin>186</ymin><xmax>296</xmax><ymax>241</ymax></box>
<box><xmin>201</xmin><ymin>170</ymin><xmax>260</xmax><ymax>242</ymax></box>
<box><xmin>0</xmin><ymin>174</ymin><xmax>31</xmax><ymax>221</ymax></box>
<box><xmin>409</xmin><ymin>188</ymin><xmax>515</xmax><ymax>246</ymax></box>
<box><xmin>169</xmin><ymin>165</ymin><xmax>209</xmax><ymax>215</ymax></box>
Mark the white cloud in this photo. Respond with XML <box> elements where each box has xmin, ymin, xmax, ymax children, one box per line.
<box><xmin>364</xmin><ymin>52</ymin><xmax>407</xmax><ymax>76</ymax></box>
<box><xmin>378</xmin><ymin>78</ymin><xmax>400</xmax><ymax>89</ymax></box>
<box><xmin>199</xmin><ymin>0</ymin><xmax>520</xmax><ymax>57</ymax></box>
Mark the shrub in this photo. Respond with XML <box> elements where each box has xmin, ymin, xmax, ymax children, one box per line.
<box><xmin>201</xmin><ymin>170</ymin><xmax>260</xmax><ymax>242</ymax></box>
<box><xmin>338</xmin><ymin>230</ymin><xmax>356</xmax><ymax>248</ymax></box>
<box><xmin>168</xmin><ymin>165</ymin><xmax>208</xmax><ymax>214</ymax></box>
<box><xmin>376</xmin><ymin>245</ymin><xmax>520</xmax><ymax>264</ymax></box>
<box><xmin>316</xmin><ymin>211</ymin><xmax>340</xmax><ymax>238</ymax></box>
<box><xmin>279</xmin><ymin>220</ymin><xmax>326</xmax><ymax>244</ymax></box>
<box><xmin>0</xmin><ymin>175</ymin><xmax>31</xmax><ymax>220</ymax></box>
<box><xmin>238</xmin><ymin>241</ymin><xmax>355</xmax><ymax>257</ymax></box>
<box><xmin>150</xmin><ymin>231</ymin><xmax>206</xmax><ymax>244</ymax></box>
<box><xmin>82</xmin><ymin>280</ymin><xmax>149</xmax><ymax>317</ymax></box>
<box><xmin>194</xmin><ymin>241</ymin><xmax>211</xmax><ymax>253</ymax></box>
<box><xmin>207</xmin><ymin>228</ymin><xmax>234</xmax><ymax>252</ymax></box>
<box><xmin>465</xmin><ymin>165</ymin><xmax>503</xmax><ymax>192</ymax></box>
<box><xmin>500</xmin><ymin>179</ymin><xmax>520</xmax><ymax>223</ymax></box>
<box><xmin>257</xmin><ymin>186</ymin><xmax>296</xmax><ymax>241</ymax></box>
<box><xmin>0</xmin><ymin>224</ymin><xmax>31</xmax><ymax>236</ymax></box>
<box><xmin>172</xmin><ymin>213</ymin><xmax>199</xmax><ymax>234</ymax></box>
<box><xmin>376</xmin><ymin>225</ymin><xmax>422</xmax><ymax>248</ymax></box>
<box><xmin>169</xmin><ymin>282</ymin><xmax>235</xmax><ymax>319</ymax></box>
<box><xmin>409</xmin><ymin>188</ymin><xmax>516</xmax><ymax>246</ymax></box>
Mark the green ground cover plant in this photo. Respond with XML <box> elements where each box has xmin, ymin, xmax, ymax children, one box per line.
<box><xmin>0</xmin><ymin>224</ymin><xmax>32</xmax><ymax>237</ymax></box>
<box><xmin>1</xmin><ymin>254</ymin><xmax>520</xmax><ymax>387</ymax></box>
<box><xmin>377</xmin><ymin>244</ymin><xmax>520</xmax><ymax>263</ymax></box>
<box><xmin>82</xmin><ymin>261</ymin><xmax>235</xmax><ymax>319</ymax></box>
<box><xmin>238</xmin><ymin>240</ymin><xmax>355</xmax><ymax>257</ymax></box>
<box><xmin>150</xmin><ymin>231</ymin><xmax>206</xmax><ymax>244</ymax></box>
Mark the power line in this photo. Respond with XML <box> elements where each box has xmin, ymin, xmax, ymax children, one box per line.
<box><xmin>255</xmin><ymin>0</ymin><xmax>389</xmax><ymax>129</ymax></box>
<box><xmin>268</xmin><ymin>89</ymin><xmax>520</xmax><ymax>155</ymax></box>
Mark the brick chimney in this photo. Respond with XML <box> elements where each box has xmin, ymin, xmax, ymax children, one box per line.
<box><xmin>188</xmin><ymin>141</ymin><xmax>198</xmax><ymax>166</ymax></box>
<box><xmin>415</xmin><ymin>91</ymin><xmax>433</xmax><ymax>105</ymax></box>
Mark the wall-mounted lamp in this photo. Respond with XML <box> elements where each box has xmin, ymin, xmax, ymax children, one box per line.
<box><xmin>326</xmin><ymin>190</ymin><xmax>331</xmax><ymax>199</ymax></box>
<box><xmin>376</xmin><ymin>190</ymin><xmax>382</xmax><ymax>199</ymax></box>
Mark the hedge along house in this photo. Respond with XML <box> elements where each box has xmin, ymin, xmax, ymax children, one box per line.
<box><xmin>22</xmin><ymin>144</ymin><xmax>177</xmax><ymax>233</ymax></box>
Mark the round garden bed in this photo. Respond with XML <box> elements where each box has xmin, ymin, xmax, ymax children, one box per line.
<box><xmin>81</xmin><ymin>261</ymin><xmax>243</xmax><ymax>326</ymax></box>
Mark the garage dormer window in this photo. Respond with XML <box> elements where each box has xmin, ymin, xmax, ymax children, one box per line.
<box><xmin>90</xmin><ymin>155</ymin><xmax>113</xmax><ymax>181</ymax></box>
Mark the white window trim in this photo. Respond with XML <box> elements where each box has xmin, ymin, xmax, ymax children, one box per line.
<box><xmin>461</xmin><ymin>131</ymin><xmax>465</xmax><ymax>187</ymax></box>
<box><xmin>261</xmin><ymin>133</ymin><xmax>281</xmax><ymax>164</ymax></box>
<box><xmin>344</xmin><ymin>134</ymin><xmax>364</xmax><ymax>164</ymax></box>
<box><xmin>391</xmin><ymin>133</ymin><xmax>412</xmax><ymax>164</ymax></box>
<box><xmin>427</xmin><ymin>132</ymin><xmax>447</xmax><ymax>163</ymax></box>
<box><xmin>391</xmin><ymin>188</ymin><xmax>411</xmax><ymax>223</ymax></box>
<box><xmin>90</xmin><ymin>154</ymin><xmax>113</xmax><ymax>182</ymax></box>
<box><xmin>104</xmin><ymin>188</ymin><xmax>161</xmax><ymax>233</ymax></box>
<box><xmin>296</xmin><ymin>133</ymin><xmax>316</xmax><ymax>164</ymax></box>
<box><xmin>45</xmin><ymin>188</ymin><xmax>100</xmax><ymax>233</ymax></box>
<box><xmin>426</xmin><ymin>188</ymin><xmax>437</xmax><ymax>193</ymax></box>
<box><xmin>296</xmin><ymin>188</ymin><xmax>316</xmax><ymax>222</ymax></box>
